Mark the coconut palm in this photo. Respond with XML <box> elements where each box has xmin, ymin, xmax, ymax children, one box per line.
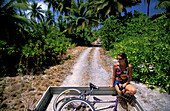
<box><xmin>94</xmin><ymin>0</ymin><xmax>123</xmax><ymax>18</ymax></box>
<box><xmin>89</xmin><ymin>0</ymin><xmax>141</xmax><ymax>22</ymax></box>
<box><xmin>90</xmin><ymin>0</ymin><xmax>141</xmax><ymax>20</ymax></box>
<box><xmin>155</xmin><ymin>0</ymin><xmax>170</xmax><ymax>13</ymax></box>
<box><xmin>0</xmin><ymin>0</ymin><xmax>29</xmax><ymax>42</ymax></box>
<box><xmin>45</xmin><ymin>10</ymin><xmax>55</xmax><ymax>25</ymax></box>
<box><xmin>58</xmin><ymin>0</ymin><xmax>72</xmax><ymax>16</ymax></box>
<box><xmin>44</xmin><ymin>0</ymin><xmax>71</xmax><ymax>24</ymax></box>
<box><xmin>66</xmin><ymin>0</ymin><xmax>98</xmax><ymax>34</ymax></box>
<box><xmin>57</xmin><ymin>15</ymin><xmax>67</xmax><ymax>32</ymax></box>
<box><xmin>118</xmin><ymin>0</ymin><xmax>141</xmax><ymax>16</ymax></box>
<box><xmin>144</xmin><ymin>0</ymin><xmax>151</xmax><ymax>16</ymax></box>
<box><xmin>0</xmin><ymin>0</ymin><xmax>30</xmax><ymax>75</ymax></box>
<box><xmin>27</xmin><ymin>1</ymin><xmax>44</xmax><ymax>23</ymax></box>
<box><xmin>150</xmin><ymin>0</ymin><xmax>170</xmax><ymax>20</ymax></box>
<box><xmin>44</xmin><ymin>0</ymin><xmax>59</xmax><ymax>16</ymax></box>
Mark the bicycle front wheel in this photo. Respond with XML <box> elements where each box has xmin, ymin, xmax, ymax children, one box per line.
<box><xmin>53</xmin><ymin>88</ymin><xmax>81</xmax><ymax>111</ymax></box>
<box><xmin>58</xmin><ymin>98</ymin><xmax>95</xmax><ymax>111</ymax></box>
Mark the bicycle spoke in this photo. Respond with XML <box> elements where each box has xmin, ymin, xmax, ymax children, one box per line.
<box><xmin>59</xmin><ymin>98</ymin><xmax>95</xmax><ymax>111</ymax></box>
<box><xmin>53</xmin><ymin>89</ymin><xmax>81</xmax><ymax>111</ymax></box>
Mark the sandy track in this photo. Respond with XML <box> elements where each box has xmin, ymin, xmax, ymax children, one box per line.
<box><xmin>88</xmin><ymin>47</ymin><xmax>111</xmax><ymax>86</ymax></box>
<box><xmin>61</xmin><ymin>47</ymin><xmax>92</xmax><ymax>86</ymax></box>
<box><xmin>61</xmin><ymin>47</ymin><xmax>170</xmax><ymax>111</ymax></box>
<box><xmin>61</xmin><ymin>47</ymin><xmax>112</xmax><ymax>86</ymax></box>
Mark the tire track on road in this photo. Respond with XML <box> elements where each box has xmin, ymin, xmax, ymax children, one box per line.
<box><xmin>88</xmin><ymin>47</ymin><xmax>111</xmax><ymax>86</ymax></box>
<box><xmin>61</xmin><ymin>47</ymin><xmax>112</xmax><ymax>86</ymax></box>
<box><xmin>61</xmin><ymin>47</ymin><xmax>92</xmax><ymax>86</ymax></box>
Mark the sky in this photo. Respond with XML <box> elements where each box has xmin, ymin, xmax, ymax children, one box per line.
<box><xmin>26</xmin><ymin>1</ymin><xmax>48</xmax><ymax>17</ymax></box>
<box><xmin>30</xmin><ymin>0</ymin><xmax>165</xmax><ymax>30</ymax></box>
<box><xmin>126</xmin><ymin>0</ymin><xmax>165</xmax><ymax>17</ymax></box>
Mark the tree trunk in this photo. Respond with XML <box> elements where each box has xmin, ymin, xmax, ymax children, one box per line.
<box><xmin>147</xmin><ymin>0</ymin><xmax>150</xmax><ymax>16</ymax></box>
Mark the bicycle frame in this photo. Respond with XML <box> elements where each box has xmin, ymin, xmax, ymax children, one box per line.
<box><xmin>89</xmin><ymin>99</ymin><xmax>118</xmax><ymax>111</ymax></box>
<box><xmin>57</xmin><ymin>83</ymin><xmax>125</xmax><ymax>111</ymax></box>
<box><xmin>78</xmin><ymin>84</ymin><xmax>119</xmax><ymax>111</ymax></box>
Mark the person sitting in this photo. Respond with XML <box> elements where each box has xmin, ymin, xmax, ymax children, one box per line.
<box><xmin>110</xmin><ymin>53</ymin><xmax>136</xmax><ymax>108</ymax></box>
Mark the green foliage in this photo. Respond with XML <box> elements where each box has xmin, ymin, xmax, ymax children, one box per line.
<box><xmin>0</xmin><ymin>0</ymin><xmax>97</xmax><ymax>76</ymax></box>
<box><xmin>99</xmin><ymin>11</ymin><xmax>170</xmax><ymax>92</ymax></box>
<box><xmin>67</xmin><ymin>27</ymin><xmax>93</xmax><ymax>46</ymax></box>
<box><xmin>19</xmin><ymin>25</ymin><xmax>72</xmax><ymax>74</ymax></box>
<box><xmin>0</xmin><ymin>80</ymin><xmax>6</xmax><ymax>98</ymax></box>
<box><xmin>99</xmin><ymin>15</ymin><xmax>120</xmax><ymax>50</ymax></box>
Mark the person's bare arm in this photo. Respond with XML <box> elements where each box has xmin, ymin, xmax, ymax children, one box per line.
<box><xmin>110</xmin><ymin>63</ymin><xmax>117</xmax><ymax>87</ymax></box>
<box><xmin>123</xmin><ymin>64</ymin><xmax>132</xmax><ymax>88</ymax></box>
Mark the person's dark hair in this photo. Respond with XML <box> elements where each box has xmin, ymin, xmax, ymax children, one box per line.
<box><xmin>118</xmin><ymin>53</ymin><xmax>128</xmax><ymax>66</ymax></box>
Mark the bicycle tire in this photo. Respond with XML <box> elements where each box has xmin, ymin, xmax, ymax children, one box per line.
<box><xmin>53</xmin><ymin>88</ymin><xmax>81</xmax><ymax>111</ymax></box>
<box><xmin>58</xmin><ymin>97</ymin><xmax>95</xmax><ymax>111</ymax></box>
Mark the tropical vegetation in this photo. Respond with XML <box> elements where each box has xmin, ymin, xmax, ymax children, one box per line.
<box><xmin>99</xmin><ymin>11</ymin><xmax>169</xmax><ymax>92</ymax></box>
<box><xmin>0</xmin><ymin>0</ymin><xmax>169</xmax><ymax>93</ymax></box>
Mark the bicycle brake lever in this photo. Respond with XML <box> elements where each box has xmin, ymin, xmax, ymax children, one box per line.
<box><xmin>90</xmin><ymin>83</ymin><xmax>98</xmax><ymax>90</ymax></box>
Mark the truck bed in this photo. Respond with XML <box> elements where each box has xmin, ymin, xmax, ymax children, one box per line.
<box><xmin>34</xmin><ymin>86</ymin><xmax>144</xmax><ymax>111</ymax></box>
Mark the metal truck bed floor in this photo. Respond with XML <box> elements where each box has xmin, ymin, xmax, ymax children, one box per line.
<box><xmin>34</xmin><ymin>86</ymin><xmax>144</xmax><ymax>111</ymax></box>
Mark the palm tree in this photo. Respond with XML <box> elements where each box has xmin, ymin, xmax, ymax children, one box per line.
<box><xmin>150</xmin><ymin>0</ymin><xmax>170</xmax><ymax>20</ymax></box>
<box><xmin>66</xmin><ymin>0</ymin><xmax>98</xmax><ymax>34</ymax></box>
<box><xmin>155</xmin><ymin>0</ymin><xmax>170</xmax><ymax>13</ymax></box>
<box><xmin>44</xmin><ymin>0</ymin><xmax>72</xmax><ymax>24</ymax></box>
<box><xmin>58</xmin><ymin>0</ymin><xmax>72</xmax><ymax>16</ymax></box>
<box><xmin>94</xmin><ymin>0</ymin><xmax>123</xmax><ymax>18</ymax></box>
<box><xmin>0</xmin><ymin>0</ymin><xmax>29</xmax><ymax>43</ymax></box>
<box><xmin>44</xmin><ymin>0</ymin><xmax>59</xmax><ymax>16</ymax></box>
<box><xmin>93</xmin><ymin>0</ymin><xmax>141</xmax><ymax>18</ymax></box>
<box><xmin>118</xmin><ymin>0</ymin><xmax>141</xmax><ymax>16</ymax></box>
<box><xmin>57</xmin><ymin>15</ymin><xmax>67</xmax><ymax>32</ymax></box>
<box><xmin>27</xmin><ymin>1</ymin><xmax>44</xmax><ymax>23</ymax></box>
<box><xmin>45</xmin><ymin>10</ymin><xmax>55</xmax><ymax>25</ymax></box>
<box><xmin>144</xmin><ymin>0</ymin><xmax>151</xmax><ymax>16</ymax></box>
<box><xmin>0</xmin><ymin>0</ymin><xmax>30</xmax><ymax>75</ymax></box>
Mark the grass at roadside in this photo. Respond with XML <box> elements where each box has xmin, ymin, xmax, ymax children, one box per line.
<box><xmin>0</xmin><ymin>46</ymin><xmax>88</xmax><ymax>111</ymax></box>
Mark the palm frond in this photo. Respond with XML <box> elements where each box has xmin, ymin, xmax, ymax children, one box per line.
<box><xmin>82</xmin><ymin>21</ymin><xmax>85</xmax><ymax>30</ymax></box>
<box><xmin>105</xmin><ymin>6</ymin><xmax>111</xmax><ymax>15</ymax></box>
<box><xmin>117</xmin><ymin>2</ymin><xmax>123</xmax><ymax>12</ymax></box>
<box><xmin>68</xmin><ymin>25</ymin><xmax>72</xmax><ymax>34</ymax></box>
<box><xmin>11</xmin><ymin>3</ymin><xmax>28</xmax><ymax>10</ymax></box>
<box><xmin>150</xmin><ymin>11</ymin><xmax>168</xmax><ymax>21</ymax></box>
<box><xmin>155</xmin><ymin>1</ymin><xmax>170</xmax><ymax>9</ymax></box>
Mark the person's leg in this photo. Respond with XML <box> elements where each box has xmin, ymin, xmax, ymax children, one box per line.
<box><xmin>115</xmin><ymin>84</ymin><xmax>122</xmax><ymax>95</ymax></box>
<box><xmin>115</xmin><ymin>82</ymin><xmax>128</xmax><ymax>109</ymax></box>
<box><xmin>124</xmin><ymin>84</ymin><xmax>136</xmax><ymax>105</ymax></box>
<box><xmin>114</xmin><ymin>80</ymin><xmax>124</xmax><ymax>95</ymax></box>
<box><xmin>125</xmin><ymin>84</ymin><xmax>136</xmax><ymax>95</ymax></box>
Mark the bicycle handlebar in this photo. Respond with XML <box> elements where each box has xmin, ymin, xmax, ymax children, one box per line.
<box><xmin>89</xmin><ymin>83</ymin><xmax>98</xmax><ymax>90</ymax></box>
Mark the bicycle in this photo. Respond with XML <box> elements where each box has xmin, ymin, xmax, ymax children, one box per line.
<box><xmin>53</xmin><ymin>88</ymin><xmax>82</xmax><ymax>110</ymax></box>
<box><xmin>53</xmin><ymin>83</ymin><xmax>135</xmax><ymax>111</ymax></box>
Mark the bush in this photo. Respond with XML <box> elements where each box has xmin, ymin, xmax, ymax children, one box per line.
<box><xmin>67</xmin><ymin>27</ymin><xmax>93</xmax><ymax>46</ymax></box>
<box><xmin>19</xmin><ymin>27</ymin><xmax>72</xmax><ymax>74</ymax></box>
<box><xmin>99</xmin><ymin>11</ymin><xmax>170</xmax><ymax>92</ymax></box>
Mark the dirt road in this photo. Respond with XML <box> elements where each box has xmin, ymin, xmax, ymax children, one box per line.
<box><xmin>62</xmin><ymin>47</ymin><xmax>113</xmax><ymax>86</ymax></box>
<box><xmin>60</xmin><ymin>47</ymin><xmax>170</xmax><ymax>111</ymax></box>
<box><xmin>2</xmin><ymin>46</ymin><xmax>169</xmax><ymax>111</ymax></box>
